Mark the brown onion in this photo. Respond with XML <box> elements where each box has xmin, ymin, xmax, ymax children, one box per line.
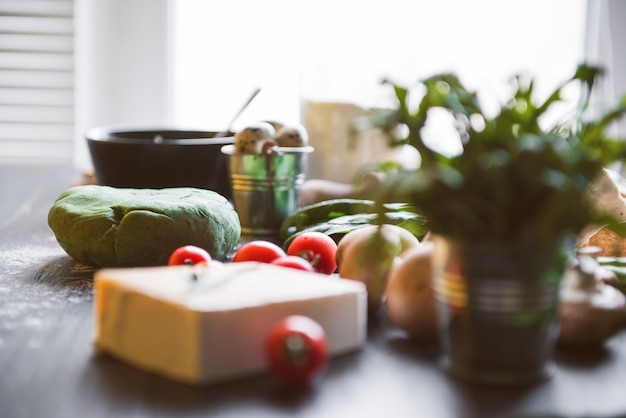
<box><xmin>384</xmin><ymin>242</ymin><xmax>438</xmax><ymax>341</ymax></box>
<box><xmin>338</xmin><ymin>225</ymin><xmax>419</xmax><ymax>313</ymax></box>
<box><xmin>558</xmin><ymin>251</ymin><xmax>626</xmax><ymax>347</ymax></box>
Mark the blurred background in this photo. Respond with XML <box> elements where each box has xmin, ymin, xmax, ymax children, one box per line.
<box><xmin>0</xmin><ymin>0</ymin><xmax>622</xmax><ymax>180</ymax></box>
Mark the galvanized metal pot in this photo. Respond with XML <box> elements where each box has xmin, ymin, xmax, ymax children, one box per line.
<box><xmin>221</xmin><ymin>145</ymin><xmax>314</xmax><ymax>236</ymax></box>
<box><xmin>431</xmin><ymin>235</ymin><xmax>567</xmax><ymax>385</ymax></box>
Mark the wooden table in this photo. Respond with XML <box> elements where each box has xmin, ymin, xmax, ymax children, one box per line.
<box><xmin>2</xmin><ymin>162</ymin><xmax>626</xmax><ymax>418</ymax></box>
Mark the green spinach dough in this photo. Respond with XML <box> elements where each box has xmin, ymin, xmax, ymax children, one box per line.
<box><xmin>48</xmin><ymin>185</ymin><xmax>241</xmax><ymax>267</ymax></box>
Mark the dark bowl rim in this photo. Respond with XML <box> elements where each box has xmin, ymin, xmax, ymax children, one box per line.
<box><xmin>85</xmin><ymin>125</ymin><xmax>235</xmax><ymax>145</ymax></box>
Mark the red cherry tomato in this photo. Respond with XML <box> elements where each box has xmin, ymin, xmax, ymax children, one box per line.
<box><xmin>232</xmin><ymin>240</ymin><xmax>286</xmax><ymax>263</ymax></box>
<box><xmin>168</xmin><ymin>245</ymin><xmax>212</xmax><ymax>266</ymax></box>
<box><xmin>265</xmin><ymin>315</ymin><xmax>329</xmax><ymax>384</ymax></box>
<box><xmin>270</xmin><ymin>255</ymin><xmax>315</xmax><ymax>272</ymax></box>
<box><xmin>287</xmin><ymin>232</ymin><xmax>338</xmax><ymax>274</ymax></box>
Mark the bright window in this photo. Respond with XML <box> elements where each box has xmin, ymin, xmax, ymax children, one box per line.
<box><xmin>171</xmin><ymin>0</ymin><xmax>587</xmax><ymax>181</ymax></box>
<box><xmin>172</xmin><ymin>1</ymin><xmax>587</xmax><ymax>123</ymax></box>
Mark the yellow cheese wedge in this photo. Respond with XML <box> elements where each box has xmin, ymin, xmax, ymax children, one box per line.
<box><xmin>94</xmin><ymin>262</ymin><xmax>367</xmax><ymax>385</ymax></box>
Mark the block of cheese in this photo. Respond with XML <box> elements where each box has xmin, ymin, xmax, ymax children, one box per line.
<box><xmin>94</xmin><ymin>262</ymin><xmax>367</xmax><ymax>385</ymax></box>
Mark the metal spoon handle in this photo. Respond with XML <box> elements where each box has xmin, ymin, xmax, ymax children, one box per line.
<box><xmin>214</xmin><ymin>87</ymin><xmax>262</xmax><ymax>138</ymax></box>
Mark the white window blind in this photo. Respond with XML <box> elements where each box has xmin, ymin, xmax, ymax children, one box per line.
<box><xmin>0</xmin><ymin>0</ymin><xmax>74</xmax><ymax>162</ymax></box>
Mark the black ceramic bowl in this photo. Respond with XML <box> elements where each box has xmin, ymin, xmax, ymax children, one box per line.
<box><xmin>86</xmin><ymin>126</ymin><xmax>235</xmax><ymax>200</ymax></box>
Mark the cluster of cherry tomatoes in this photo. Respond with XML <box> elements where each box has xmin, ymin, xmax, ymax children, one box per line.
<box><xmin>232</xmin><ymin>232</ymin><xmax>338</xmax><ymax>275</ymax></box>
<box><xmin>166</xmin><ymin>232</ymin><xmax>336</xmax><ymax>385</ymax></box>
<box><xmin>167</xmin><ymin>231</ymin><xmax>338</xmax><ymax>275</ymax></box>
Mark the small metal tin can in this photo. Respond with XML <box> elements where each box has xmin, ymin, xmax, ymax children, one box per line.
<box><xmin>221</xmin><ymin>144</ymin><xmax>314</xmax><ymax>236</ymax></box>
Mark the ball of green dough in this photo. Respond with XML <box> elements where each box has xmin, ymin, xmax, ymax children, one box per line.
<box><xmin>48</xmin><ymin>185</ymin><xmax>241</xmax><ymax>267</ymax></box>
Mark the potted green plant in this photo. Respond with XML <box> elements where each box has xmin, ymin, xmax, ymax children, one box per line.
<box><xmin>369</xmin><ymin>64</ymin><xmax>626</xmax><ymax>385</ymax></box>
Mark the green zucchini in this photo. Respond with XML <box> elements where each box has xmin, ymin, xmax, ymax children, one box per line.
<box><xmin>281</xmin><ymin>210</ymin><xmax>428</xmax><ymax>249</ymax></box>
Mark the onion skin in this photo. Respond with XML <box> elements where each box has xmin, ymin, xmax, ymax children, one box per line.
<box><xmin>385</xmin><ymin>242</ymin><xmax>438</xmax><ymax>341</ymax></box>
<box><xmin>558</xmin><ymin>285</ymin><xmax>626</xmax><ymax>347</ymax></box>
<box><xmin>335</xmin><ymin>225</ymin><xmax>375</xmax><ymax>269</ymax></box>
<box><xmin>558</xmin><ymin>255</ymin><xmax>626</xmax><ymax>347</ymax></box>
<box><xmin>338</xmin><ymin>225</ymin><xmax>420</xmax><ymax>314</ymax></box>
<box><xmin>336</xmin><ymin>224</ymin><xmax>419</xmax><ymax>268</ymax></box>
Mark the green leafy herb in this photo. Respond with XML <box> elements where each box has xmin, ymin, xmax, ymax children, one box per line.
<box><xmin>369</xmin><ymin>64</ymin><xmax>626</xmax><ymax>243</ymax></box>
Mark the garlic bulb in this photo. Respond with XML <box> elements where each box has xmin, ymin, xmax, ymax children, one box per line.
<box><xmin>558</xmin><ymin>249</ymin><xmax>626</xmax><ymax>347</ymax></box>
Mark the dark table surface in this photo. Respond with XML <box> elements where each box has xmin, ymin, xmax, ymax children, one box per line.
<box><xmin>2</xmin><ymin>162</ymin><xmax>626</xmax><ymax>418</ymax></box>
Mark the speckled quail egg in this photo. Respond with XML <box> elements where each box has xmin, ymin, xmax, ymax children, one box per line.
<box><xmin>234</xmin><ymin>122</ymin><xmax>276</xmax><ymax>154</ymax></box>
<box><xmin>263</xmin><ymin>120</ymin><xmax>285</xmax><ymax>133</ymax></box>
<box><xmin>274</xmin><ymin>124</ymin><xmax>309</xmax><ymax>147</ymax></box>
